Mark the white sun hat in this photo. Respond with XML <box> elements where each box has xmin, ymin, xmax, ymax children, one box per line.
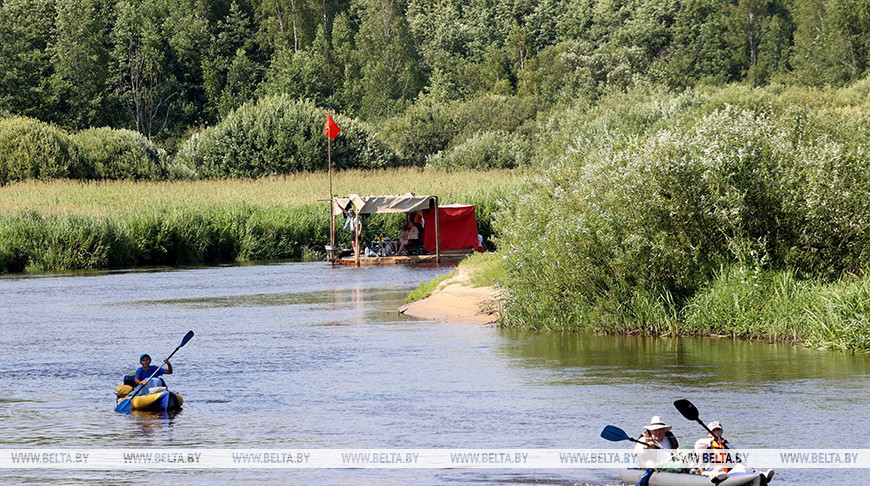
<box><xmin>644</xmin><ymin>415</ymin><xmax>672</xmax><ymax>432</ymax></box>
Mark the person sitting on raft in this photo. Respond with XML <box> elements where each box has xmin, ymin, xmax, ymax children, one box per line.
<box><xmin>394</xmin><ymin>221</ymin><xmax>420</xmax><ymax>255</ymax></box>
<box><xmin>134</xmin><ymin>353</ymin><xmax>172</xmax><ymax>385</ymax></box>
<box><xmin>635</xmin><ymin>415</ymin><xmax>679</xmax><ymax>450</ymax></box>
<box><xmin>694</xmin><ymin>420</ymin><xmax>774</xmax><ymax>483</ymax></box>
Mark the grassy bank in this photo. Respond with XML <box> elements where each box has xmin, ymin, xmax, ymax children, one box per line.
<box><xmin>0</xmin><ymin>169</ymin><xmax>522</xmax><ymax>273</ymax></box>
<box><xmin>410</xmin><ymin>253</ymin><xmax>870</xmax><ymax>353</ymax></box>
<box><xmin>404</xmin><ymin>251</ymin><xmax>504</xmax><ymax>304</ymax></box>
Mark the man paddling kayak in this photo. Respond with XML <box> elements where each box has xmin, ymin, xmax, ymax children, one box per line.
<box><xmin>635</xmin><ymin>415</ymin><xmax>679</xmax><ymax>450</ymax></box>
<box><xmin>633</xmin><ymin>416</ymin><xmax>680</xmax><ymax>486</ymax></box>
<box><xmin>134</xmin><ymin>353</ymin><xmax>173</xmax><ymax>385</ymax></box>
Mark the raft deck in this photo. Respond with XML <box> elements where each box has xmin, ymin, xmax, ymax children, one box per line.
<box><xmin>335</xmin><ymin>249</ymin><xmax>473</xmax><ymax>266</ymax></box>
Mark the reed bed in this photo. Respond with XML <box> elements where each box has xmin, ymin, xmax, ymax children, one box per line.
<box><xmin>0</xmin><ymin>169</ymin><xmax>521</xmax><ymax>273</ymax></box>
<box><xmin>0</xmin><ymin>168</ymin><xmax>523</xmax><ymax>216</ymax></box>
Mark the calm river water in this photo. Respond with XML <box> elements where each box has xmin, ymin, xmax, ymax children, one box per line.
<box><xmin>0</xmin><ymin>262</ymin><xmax>868</xmax><ymax>485</ymax></box>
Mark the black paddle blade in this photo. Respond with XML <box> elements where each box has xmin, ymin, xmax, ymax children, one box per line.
<box><xmin>674</xmin><ymin>399</ymin><xmax>700</xmax><ymax>421</ymax></box>
<box><xmin>601</xmin><ymin>425</ymin><xmax>631</xmax><ymax>442</ymax></box>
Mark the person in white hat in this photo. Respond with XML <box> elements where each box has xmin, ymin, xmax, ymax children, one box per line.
<box><xmin>634</xmin><ymin>415</ymin><xmax>679</xmax><ymax>451</ymax></box>
<box><xmin>631</xmin><ymin>416</ymin><xmax>681</xmax><ymax>486</ymax></box>
<box><xmin>693</xmin><ymin>421</ymin><xmax>730</xmax><ymax>481</ymax></box>
<box><xmin>694</xmin><ymin>420</ymin><xmax>775</xmax><ymax>483</ymax></box>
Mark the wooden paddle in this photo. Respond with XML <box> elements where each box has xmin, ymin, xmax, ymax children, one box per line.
<box><xmin>115</xmin><ymin>330</ymin><xmax>194</xmax><ymax>413</ymax></box>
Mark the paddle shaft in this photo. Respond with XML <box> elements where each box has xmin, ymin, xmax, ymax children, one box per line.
<box><xmin>601</xmin><ymin>425</ymin><xmax>662</xmax><ymax>449</ymax></box>
<box><xmin>126</xmin><ymin>348</ymin><xmax>179</xmax><ymax>400</ymax></box>
<box><xmin>629</xmin><ymin>437</ymin><xmax>661</xmax><ymax>449</ymax></box>
<box><xmin>123</xmin><ymin>331</ymin><xmax>193</xmax><ymax>402</ymax></box>
<box><xmin>675</xmin><ymin>399</ymin><xmax>730</xmax><ymax>449</ymax></box>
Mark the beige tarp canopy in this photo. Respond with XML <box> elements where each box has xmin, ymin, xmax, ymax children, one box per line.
<box><xmin>332</xmin><ymin>193</ymin><xmax>437</xmax><ymax>215</ymax></box>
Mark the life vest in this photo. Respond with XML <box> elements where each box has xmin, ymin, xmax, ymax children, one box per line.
<box><xmin>711</xmin><ymin>438</ymin><xmax>730</xmax><ymax>472</ymax></box>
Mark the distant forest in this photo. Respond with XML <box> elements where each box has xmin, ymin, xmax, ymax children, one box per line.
<box><xmin>2</xmin><ymin>0</ymin><xmax>868</xmax><ymax>148</ymax></box>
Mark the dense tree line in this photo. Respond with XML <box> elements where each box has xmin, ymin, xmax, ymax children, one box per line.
<box><xmin>1</xmin><ymin>0</ymin><xmax>869</xmax><ymax>148</ymax></box>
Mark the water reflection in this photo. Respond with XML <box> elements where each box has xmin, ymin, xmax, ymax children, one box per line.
<box><xmin>116</xmin><ymin>291</ymin><xmax>327</xmax><ymax>308</ymax></box>
<box><xmin>129</xmin><ymin>410</ymin><xmax>181</xmax><ymax>442</ymax></box>
<box><xmin>497</xmin><ymin>329</ymin><xmax>870</xmax><ymax>386</ymax></box>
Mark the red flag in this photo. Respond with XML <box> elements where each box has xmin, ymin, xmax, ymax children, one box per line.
<box><xmin>324</xmin><ymin>113</ymin><xmax>340</xmax><ymax>140</ymax></box>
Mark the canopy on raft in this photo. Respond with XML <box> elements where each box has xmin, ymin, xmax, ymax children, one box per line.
<box><xmin>331</xmin><ymin>193</ymin><xmax>437</xmax><ymax>215</ymax></box>
<box><xmin>328</xmin><ymin>193</ymin><xmax>482</xmax><ymax>264</ymax></box>
<box><xmin>423</xmin><ymin>204</ymin><xmax>479</xmax><ymax>251</ymax></box>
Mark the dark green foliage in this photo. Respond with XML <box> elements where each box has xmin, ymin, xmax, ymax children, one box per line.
<box><xmin>0</xmin><ymin>0</ymin><xmax>56</xmax><ymax>122</ymax></box>
<box><xmin>497</xmin><ymin>86</ymin><xmax>870</xmax><ymax>339</ymax></box>
<box><xmin>791</xmin><ymin>0</ymin><xmax>870</xmax><ymax>86</ymax></box>
<box><xmin>203</xmin><ymin>0</ymin><xmax>265</xmax><ymax>119</ymax></box>
<box><xmin>50</xmin><ymin>0</ymin><xmax>117</xmax><ymax>129</ymax></box>
<box><xmin>426</xmin><ymin>131</ymin><xmax>532</xmax><ymax>170</ymax></box>
<box><xmin>378</xmin><ymin>95</ymin><xmax>544</xmax><ymax>166</ymax></box>
<box><xmin>3</xmin><ymin>0</ymin><xmax>870</xmax><ymax>145</ymax></box>
<box><xmin>109</xmin><ymin>0</ymin><xmax>210</xmax><ymax>140</ymax></box>
<box><xmin>176</xmin><ymin>96</ymin><xmax>398</xmax><ymax>178</ymax></box>
<box><xmin>354</xmin><ymin>0</ymin><xmax>425</xmax><ymax>119</ymax></box>
<box><xmin>261</xmin><ymin>48</ymin><xmax>325</xmax><ymax>101</ymax></box>
<box><xmin>0</xmin><ymin>117</ymin><xmax>85</xmax><ymax>185</ymax></box>
<box><xmin>71</xmin><ymin>128</ymin><xmax>168</xmax><ymax>181</ymax></box>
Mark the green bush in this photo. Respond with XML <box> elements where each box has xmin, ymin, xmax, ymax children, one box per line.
<box><xmin>377</xmin><ymin>102</ymin><xmax>454</xmax><ymax>166</ymax></box>
<box><xmin>70</xmin><ymin>127</ymin><xmax>167</xmax><ymax>180</ymax></box>
<box><xmin>378</xmin><ymin>95</ymin><xmax>544</xmax><ymax>166</ymax></box>
<box><xmin>0</xmin><ymin>116</ymin><xmax>85</xmax><ymax>185</ymax></box>
<box><xmin>497</xmin><ymin>86</ymin><xmax>870</xmax><ymax>334</ymax></box>
<box><xmin>175</xmin><ymin>96</ymin><xmax>398</xmax><ymax>178</ymax></box>
<box><xmin>426</xmin><ymin>130</ymin><xmax>532</xmax><ymax>170</ymax></box>
<box><xmin>450</xmin><ymin>95</ymin><xmax>543</xmax><ymax>137</ymax></box>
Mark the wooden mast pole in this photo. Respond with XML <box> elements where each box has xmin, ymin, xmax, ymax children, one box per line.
<box><xmin>328</xmin><ymin>114</ymin><xmax>335</xmax><ymax>252</ymax></box>
<box><xmin>434</xmin><ymin>196</ymin><xmax>440</xmax><ymax>264</ymax></box>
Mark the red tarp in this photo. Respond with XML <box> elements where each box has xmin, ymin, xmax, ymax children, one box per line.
<box><xmin>422</xmin><ymin>205</ymin><xmax>478</xmax><ymax>251</ymax></box>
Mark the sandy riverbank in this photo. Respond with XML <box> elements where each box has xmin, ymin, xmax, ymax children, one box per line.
<box><xmin>398</xmin><ymin>266</ymin><xmax>500</xmax><ymax>325</ymax></box>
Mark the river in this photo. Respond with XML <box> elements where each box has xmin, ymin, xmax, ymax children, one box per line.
<box><xmin>0</xmin><ymin>262</ymin><xmax>867</xmax><ymax>485</ymax></box>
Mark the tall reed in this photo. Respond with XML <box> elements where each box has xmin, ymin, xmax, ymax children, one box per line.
<box><xmin>0</xmin><ymin>169</ymin><xmax>520</xmax><ymax>272</ymax></box>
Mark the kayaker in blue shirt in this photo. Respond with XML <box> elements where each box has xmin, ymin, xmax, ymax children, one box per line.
<box><xmin>134</xmin><ymin>353</ymin><xmax>172</xmax><ymax>385</ymax></box>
